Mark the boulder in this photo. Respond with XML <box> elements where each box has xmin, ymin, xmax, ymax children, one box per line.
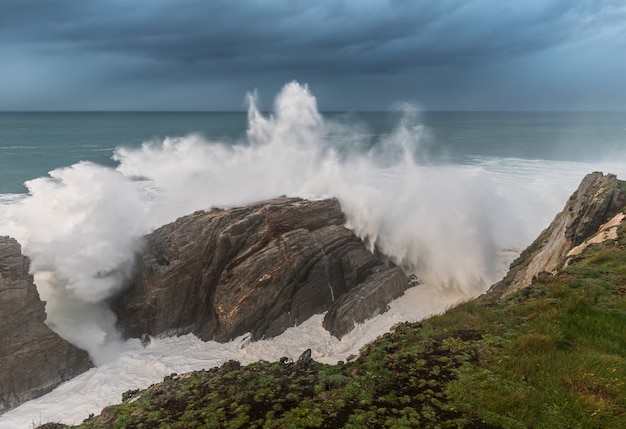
<box><xmin>491</xmin><ymin>172</ymin><xmax>625</xmax><ymax>296</ymax></box>
<box><xmin>112</xmin><ymin>197</ymin><xmax>410</xmax><ymax>341</ymax></box>
<box><xmin>0</xmin><ymin>236</ymin><xmax>92</xmax><ymax>415</ymax></box>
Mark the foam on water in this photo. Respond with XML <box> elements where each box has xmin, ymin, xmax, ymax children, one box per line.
<box><xmin>0</xmin><ymin>282</ymin><xmax>467</xmax><ymax>428</ymax></box>
<box><xmin>1</xmin><ymin>82</ymin><xmax>625</xmax><ymax>427</ymax></box>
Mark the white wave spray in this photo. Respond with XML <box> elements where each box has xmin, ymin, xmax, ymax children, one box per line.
<box><xmin>3</xmin><ymin>82</ymin><xmax>625</xmax><ymax>427</ymax></box>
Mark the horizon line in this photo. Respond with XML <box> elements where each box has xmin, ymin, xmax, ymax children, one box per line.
<box><xmin>1</xmin><ymin>109</ymin><xmax>625</xmax><ymax>114</ymax></box>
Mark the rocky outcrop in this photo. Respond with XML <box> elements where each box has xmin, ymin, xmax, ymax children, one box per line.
<box><xmin>112</xmin><ymin>197</ymin><xmax>410</xmax><ymax>342</ymax></box>
<box><xmin>0</xmin><ymin>236</ymin><xmax>92</xmax><ymax>415</ymax></box>
<box><xmin>322</xmin><ymin>268</ymin><xmax>410</xmax><ymax>338</ymax></box>
<box><xmin>491</xmin><ymin>172</ymin><xmax>625</xmax><ymax>296</ymax></box>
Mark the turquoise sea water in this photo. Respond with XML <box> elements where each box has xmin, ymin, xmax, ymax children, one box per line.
<box><xmin>1</xmin><ymin>111</ymin><xmax>624</xmax><ymax>194</ymax></box>
<box><xmin>0</xmin><ymin>112</ymin><xmax>248</xmax><ymax>194</ymax></box>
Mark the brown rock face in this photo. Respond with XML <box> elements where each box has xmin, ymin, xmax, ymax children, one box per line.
<box><xmin>492</xmin><ymin>172</ymin><xmax>625</xmax><ymax>296</ymax></box>
<box><xmin>112</xmin><ymin>197</ymin><xmax>410</xmax><ymax>341</ymax></box>
<box><xmin>0</xmin><ymin>236</ymin><xmax>92</xmax><ymax>415</ymax></box>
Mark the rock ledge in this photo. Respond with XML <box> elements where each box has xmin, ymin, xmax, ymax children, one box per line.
<box><xmin>113</xmin><ymin>197</ymin><xmax>411</xmax><ymax>342</ymax></box>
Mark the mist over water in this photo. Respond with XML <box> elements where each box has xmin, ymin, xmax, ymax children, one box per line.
<box><xmin>1</xmin><ymin>82</ymin><xmax>625</xmax><ymax>427</ymax></box>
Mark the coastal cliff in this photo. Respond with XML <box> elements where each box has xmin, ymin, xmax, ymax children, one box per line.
<box><xmin>112</xmin><ymin>197</ymin><xmax>410</xmax><ymax>342</ymax></box>
<box><xmin>491</xmin><ymin>172</ymin><xmax>625</xmax><ymax>296</ymax></box>
<box><xmin>0</xmin><ymin>236</ymin><xmax>92</xmax><ymax>415</ymax></box>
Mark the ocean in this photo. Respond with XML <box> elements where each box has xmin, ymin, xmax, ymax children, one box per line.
<box><xmin>1</xmin><ymin>82</ymin><xmax>625</xmax><ymax>427</ymax></box>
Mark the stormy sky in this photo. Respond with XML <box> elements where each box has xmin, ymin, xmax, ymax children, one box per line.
<box><xmin>2</xmin><ymin>0</ymin><xmax>626</xmax><ymax>111</ymax></box>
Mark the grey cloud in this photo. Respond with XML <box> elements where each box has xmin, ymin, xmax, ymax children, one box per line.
<box><xmin>1</xmin><ymin>0</ymin><xmax>625</xmax><ymax>110</ymax></box>
<box><xmin>4</xmin><ymin>1</ymin><xmax>613</xmax><ymax>66</ymax></box>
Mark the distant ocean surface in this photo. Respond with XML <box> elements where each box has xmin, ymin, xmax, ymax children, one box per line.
<box><xmin>1</xmin><ymin>83</ymin><xmax>626</xmax><ymax>427</ymax></box>
<box><xmin>2</xmin><ymin>110</ymin><xmax>625</xmax><ymax>195</ymax></box>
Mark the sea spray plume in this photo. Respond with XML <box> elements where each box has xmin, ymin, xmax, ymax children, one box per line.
<box><xmin>375</xmin><ymin>115</ymin><xmax>497</xmax><ymax>291</ymax></box>
<box><xmin>247</xmin><ymin>82</ymin><xmax>324</xmax><ymax>147</ymax></box>
<box><xmin>301</xmin><ymin>127</ymin><xmax>499</xmax><ymax>293</ymax></box>
<box><xmin>355</xmin><ymin>165</ymin><xmax>497</xmax><ymax>292</ymax></box>
<box><xmin>378</xmin><ymin>102</ymin><xmax>431</xmax><ymax>165</ymax></box>
<box><xmin>114</xmin><ymin>82</ymin><xmax>332</xmax><ymax>225</ymax></box>
<box><xmin>114</xmin><ymin>133</ymin><xmax>252</xmax><ymax>228</ymax></box>
<box><xmin>4</xmin><ymin>162</ymin><xmax>149</xmax><ymax>363</ymax></box>
<box><xmin>7</xmin><ymin>162</ymin><xmax>147</xmax><ymax>302</ymax></box>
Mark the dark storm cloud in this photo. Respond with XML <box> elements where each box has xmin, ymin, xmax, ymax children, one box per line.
<box><xmin>1</xmin><ymin>0</ymin><xmax>625</xmax><ymax>110</ymax></box>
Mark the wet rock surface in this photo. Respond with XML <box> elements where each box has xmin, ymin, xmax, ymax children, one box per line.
<box><xmin>0</xmin><ymin>236</ymin><xmax>92</xmax><ymax>415</ymax></box>
<box><xmin>112</xmin><ymin>197</ymin><xmax>411</xmax><ymax>342</ymax></box>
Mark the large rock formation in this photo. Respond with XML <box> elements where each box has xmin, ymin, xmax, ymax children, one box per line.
<box><xmin>491</xmin><ymin>172</ymin><xmax>625</xmax><ymax>296</ymax></box>
<box><xmin>112</xmin><ymin>197</ymin><xmax>410</xmax><ymax>341</ymax></box>
<box><xmin>0</xmin><ymin>236</ymin><xmax>92</xmax><ymax>415</ymax></box>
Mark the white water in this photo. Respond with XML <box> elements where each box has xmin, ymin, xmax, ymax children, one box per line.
<box><xmin>1</xmin><ymin>82</ymin><xmax>626</xmax><ymax>427</ymax></box>
<box><xmin>1</xmin><ymin>285</ymin><xmax>467</xmax><ymax>428</ymax></box>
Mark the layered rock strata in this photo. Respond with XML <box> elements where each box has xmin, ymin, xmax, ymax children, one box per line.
<box><xmin>492</xmin><ymin>172</ymin><xmax>625</xmax><ymax>296</ymax></box>
<box><xmin>0</xmin><ymin>236</ymin><xmax>92</xmax><ymax>414</ymax></box>
<box><xmin>113</xmin><ymin>197</ymin><xmax>410</xmax><ymax>341</ymax></box>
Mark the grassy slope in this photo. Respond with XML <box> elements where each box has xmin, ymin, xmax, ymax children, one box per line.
<box><xmin>65</xmin><ymin>220</ymin><xmax>626</xmax><ymax>428</ymax></box>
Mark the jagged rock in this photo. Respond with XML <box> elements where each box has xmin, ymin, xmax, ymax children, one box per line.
<box><xmin>296</xmin><ymin>349</ymin><xmax>313</xmax><ymax>367</ymax></box>
<box><xmin>112</xmin><ymin>197</ymin><xmax>410</xmax><ymax>342</ymax></box>
<box><xmin>0</xmin><ymin>236</ymin><xmax>92</xmax><ymax>415</ymax></box>
<box><xmin>491</xmin><ymin>172</ymin><xmax>625</xmax><ymax>296</ymax></box>
<box><xmin>140</xmin><ymin>333</ymin><xmax>151</xmax><ymax>348</ymax></box>
<box><xmin>323</xmin><ymin>266</ymin><xmax>409</xmax><ymax>338</ymax></box>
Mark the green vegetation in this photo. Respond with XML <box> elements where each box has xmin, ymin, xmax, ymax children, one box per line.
<box><xmin>61</xmin><ymin>224</ymin><xmax>626</xmax><ymax>428</ymax></box>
